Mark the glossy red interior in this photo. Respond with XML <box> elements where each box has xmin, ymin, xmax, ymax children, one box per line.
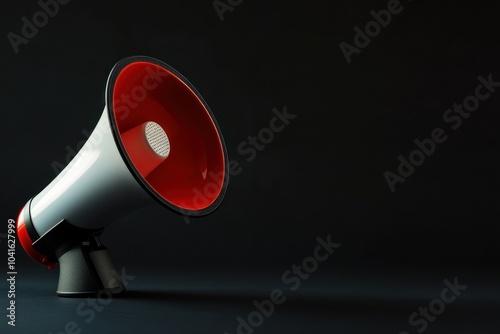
<box><xmin>112</xmin><ymin>62</ymin><xmax>225</xmax><ymax>211</ymax></box>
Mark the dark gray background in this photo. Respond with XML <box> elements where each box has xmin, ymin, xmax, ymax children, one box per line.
<box><xmin>1</xmin><ymin>0</ymin><xmax>499</xmax><ymax>333</ymax></box>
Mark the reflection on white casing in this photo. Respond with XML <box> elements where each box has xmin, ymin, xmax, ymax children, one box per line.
<box><xmin>30</xmin><ymin>108</ymin><xmax>156</xmax><ymax>237</ymax></box>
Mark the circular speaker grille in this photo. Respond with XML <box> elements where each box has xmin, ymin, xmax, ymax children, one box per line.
<box><xmin>145</xmin><ymin>122</ymin><xmax>170</xmax><ymax>157</ymax></box>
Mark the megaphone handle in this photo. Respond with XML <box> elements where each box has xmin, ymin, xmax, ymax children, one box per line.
<box><xmin>56</xmin><ymin>235</ymin><xmax>125</xmax><ymax>297</ymax></box>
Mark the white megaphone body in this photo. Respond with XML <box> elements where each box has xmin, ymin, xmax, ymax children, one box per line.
<box><xmin>16</xmin><ymin>56</ymin><xmax>228</xmax><ymax>297</ymax></box>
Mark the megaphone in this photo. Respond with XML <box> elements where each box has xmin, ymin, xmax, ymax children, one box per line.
<box><xmin>16</xmin><ymin>56</ymin><xmax>228</xmax><ymax>297</ymax></box>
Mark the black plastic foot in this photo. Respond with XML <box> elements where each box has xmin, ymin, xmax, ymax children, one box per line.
<box><xmin>56</xmin><ymin>237</ymin><xmax>125</xmax><ymax>297</ymax></box>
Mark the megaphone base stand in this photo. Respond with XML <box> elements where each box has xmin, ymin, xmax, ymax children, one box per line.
<box><xmin>56</xmin><ymin>236</ymin><xmax>125</xmax><ymax>297</ymax></box>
